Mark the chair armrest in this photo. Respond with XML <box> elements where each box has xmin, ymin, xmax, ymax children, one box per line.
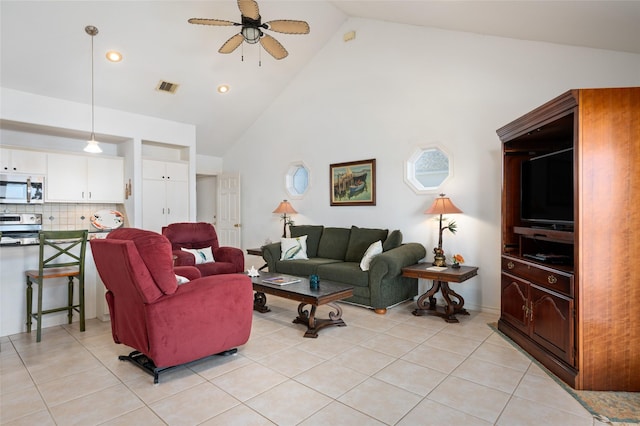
<box><xmin>172</xmin><ymin>250</ymin><xmax>195</xmax><ymax>266</ymax></box>
<box><xmin>213</xmin><ymin>246</ymin><xmax>244</xmax><ymax>272</ymax></box>
<box><xmin>174</xmin><ymin>266</ymin><xmax>201</xmax><ymax>281</ymax></box>
<box><xmin>261</xmin><ymin>242</ymin><xmax>282</xmax><ymax>271</ymax></box>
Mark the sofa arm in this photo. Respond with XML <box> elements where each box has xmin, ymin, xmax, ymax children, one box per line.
<box><xmin>370</xmin><ymin>243</ymin><xmax>426</xmax><ymax>279</ymax></box>
<box><xmin>262</xmin><ymin>242</ymin><xmax>282</xmax><ymax>271</ymax></box>
<box><xmin>214</xmin><ymin>246</ymin><xmax>245</xmax><ymax>272</ymax></box>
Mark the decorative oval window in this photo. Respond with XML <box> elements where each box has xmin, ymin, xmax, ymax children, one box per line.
<box><xmin>285</xmin><ymin>161</ymin><xmax>310</xmax><ymax>199</ymax></box>
<box><xmin>404</xmin><ymin>146</ymin><xmax>452</xmax><ymax>193</ymax></box>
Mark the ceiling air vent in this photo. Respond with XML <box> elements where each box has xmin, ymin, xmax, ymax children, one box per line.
<box><xmin>156</xmin><ymin>80</ymin><xmax>179</xmax><ymax>94</ymax></box>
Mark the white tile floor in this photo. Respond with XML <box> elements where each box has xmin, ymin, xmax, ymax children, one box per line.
<box><xmin>0</xmin><ymin>299</ymin><xmax>626</xmax><ymax>425</ymax></box>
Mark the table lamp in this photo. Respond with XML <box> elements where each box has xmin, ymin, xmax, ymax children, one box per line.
<box><xmin>424</xmin><ymin>193</ymin><xmax>462</xmax><ymax>266</ymax></box>
<box><xmin>273</xmin><ymin>200</ymin><xmax>297</xmax><ymax>238</ymax></box>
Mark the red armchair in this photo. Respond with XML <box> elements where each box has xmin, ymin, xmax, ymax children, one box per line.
<box><xmin>162</xmin><ymin>222</ymin><xmax>244</xmax><ymax>276</ymax></box>
<box><xmin>90</xmin><ymin>228</ymin><xmax>253</xmax><ymax>383</ymax></box>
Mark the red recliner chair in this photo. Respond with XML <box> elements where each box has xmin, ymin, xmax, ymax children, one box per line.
<box><xmin>162</xmin><ymin>222</ymin><xmax>244</xmax><ymax>276</ymax></box>
<box><xmin>90</xmin><ymin>228</ymin><xmax>253</xmax><ymax>383</ymax></box>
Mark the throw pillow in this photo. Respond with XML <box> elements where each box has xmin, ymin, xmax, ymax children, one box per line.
<box><xmin>360</xmin><ymin>240</ymin><xmax>383</xmax><ymax>271</ymax></box>
<box><xmin>280</xmin><ymin>235</ymin><xmax>309</xmax><ymax>260</ymax></box>
<box><xmin>175</xmin><ymin>274</ymin><xmax>190</xmax><ymax>285</ymax></box>
<box><xmin>382</xmin><ymin>229</ymin><xmax>403</xmax><ymax>251</ymax></box>
<box><xmin>290</xmin><ymin>225</ymin><xmax>324</xmax><ymax>258</ymax></box>
<box><xmin>181</xmin><ymin>246</ymin><xmax>215</xmax><ymax>264</ymax></box>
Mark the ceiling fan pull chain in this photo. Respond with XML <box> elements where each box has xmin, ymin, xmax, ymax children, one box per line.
<box><xmin>259</xmin><ymin>44</ymin><xmax>262</xmax><ymax>67</ymax></box>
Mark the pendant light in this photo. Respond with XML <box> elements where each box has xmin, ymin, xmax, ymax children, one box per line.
<box><xmin>84</xmin><ymin>25</ymin><xmax>102</xmax><ymax>154</ymax></box>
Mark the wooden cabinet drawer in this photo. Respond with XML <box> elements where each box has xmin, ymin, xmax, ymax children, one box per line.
<box><xmin>502</xmin><ymin>256</ymin><xmax>573</xmax><ymax>297</ymax></box>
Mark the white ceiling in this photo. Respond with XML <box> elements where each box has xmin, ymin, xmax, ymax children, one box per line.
<box><xmin>2</xmin><ymin>1</ymin><xmax>638</xmax><ymax>157</ymax></box>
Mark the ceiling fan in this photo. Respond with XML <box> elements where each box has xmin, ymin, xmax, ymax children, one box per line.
<box><xmin>188</xmin><ymin>0</ymin><xmax>310</xmax><ymax>60</ymax></box>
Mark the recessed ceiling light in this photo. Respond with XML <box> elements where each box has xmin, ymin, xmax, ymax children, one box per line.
<box><xmin>106</xmin><ymin>51</ymin><xmax>122</xmax><ymax>62</ymax></box>
<box><xmin>217</xmin><ymin>84</ymin><xmax>230</xmax><ymax>94</ymax></box>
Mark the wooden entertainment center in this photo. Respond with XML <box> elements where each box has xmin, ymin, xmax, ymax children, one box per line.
<box><xmin>497</xmin><ymin>87</ymin><xmax>639</xmax><ymax>391</ymax></box>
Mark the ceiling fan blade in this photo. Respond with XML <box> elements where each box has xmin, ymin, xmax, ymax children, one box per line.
<box><xmin>219</xmin><ymin>33</ymin><xmax>245</xmax><ymax>54</ymax></box>
<box><xmin>188</xmin><ymin>18</ymin><xmax>237</xmax><ymax>27</ymax></box>
<box><xmin>260</xmin><ymin>34</ymin><xmax>288</xmax><ymax>60</ymax></box>
<box><xmin>264</xmin><ymin>20</ymin><xmax>310</xmax><ymax>35</ymax></box>
<box><xmin>237</xmin><ymin>0</ymin><xmax>260</xmax><ymax>20</ymax></box>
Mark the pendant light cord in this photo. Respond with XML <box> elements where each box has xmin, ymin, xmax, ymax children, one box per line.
<box><xmin>90</xmin><ymin>30</ymin><xmax>95</xmax><ymax>139</ymax></box>
<box><xmin>85</xmin><ymin>25</ymin><xmax>98</xmax><ymax>140</ymax></box>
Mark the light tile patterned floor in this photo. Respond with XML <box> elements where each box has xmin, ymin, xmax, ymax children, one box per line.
<box><xmin>0</xmin><ymin>299</ymin><xmax>624</xmax><ymax>425</ymax></box>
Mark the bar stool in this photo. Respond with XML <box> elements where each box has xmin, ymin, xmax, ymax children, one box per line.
<box><xmin>25</xmin><ymin>230</ymin><xmax>88</xmax><ymax>342</ymax></box>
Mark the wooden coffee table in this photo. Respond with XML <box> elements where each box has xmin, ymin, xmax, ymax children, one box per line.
<box><xmin>250</xmin><ymin>271</ymin><xmax>354</xmax><ymax>338</ymax></box>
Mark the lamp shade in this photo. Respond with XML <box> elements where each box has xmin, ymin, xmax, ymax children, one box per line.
<box><xmin>273</xmin><ymin>200</ymin><xmax>297</xmax><ymax>215</ymax></box>
<box><xmin>424</xmin><ymin>194</ymin><xmax>462</xmax><ymax>215</ymax></box>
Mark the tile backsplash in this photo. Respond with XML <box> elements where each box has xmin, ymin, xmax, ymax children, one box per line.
<box><xmin>1</xmin><ymin>203</ymin><xmax>121</xmax><ymax>231</ymax></box>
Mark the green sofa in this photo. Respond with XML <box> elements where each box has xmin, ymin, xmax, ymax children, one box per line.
<box><xmin>262</xmin><ymin>225</ymin><xmax>426</xmax><ymax>314</ymax></box>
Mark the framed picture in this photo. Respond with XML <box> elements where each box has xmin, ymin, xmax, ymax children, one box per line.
<box><xmin>330</xmin><ymin>158</ymin><xmax>376</xmax><ymax>206</ymax></box>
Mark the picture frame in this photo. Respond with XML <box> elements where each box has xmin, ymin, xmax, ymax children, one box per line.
<box><xmin>330</xmin><ymin>159</ymin><xmax>376</xmax><ymax>206</ymax></box>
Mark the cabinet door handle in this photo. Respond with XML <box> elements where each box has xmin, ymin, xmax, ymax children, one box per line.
<box><xmin>530</xmin><ymin>301</ymin><xmax>534</xmax><ymax>322</ymax></box>
<box><xmin>507</xmin><ymin>261</ymin><xmax>515</xmax><ymax>269</ymax></box>
<box><xmin>82</xmin><ymin>191</ymin><xmax>85</xmax><ymax>199</ymax></box>
<box><xmin>547</xmin><ymin>275</ymin><xmax>558</xmax><ymax>284</ymax></box>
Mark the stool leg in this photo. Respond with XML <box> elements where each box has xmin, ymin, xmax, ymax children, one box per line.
<box><xmin>36</xmin><ymin>279</ymin><xmax>43</xmax><ymax>342</ymax></box>
<box><xmin>26</xmin><ymin>276</ymin><xmax>33</xmax><ymax>333</ymax></box>
<box><xmin>67</xmin><ymin>276</ymin><xmax>74</xmax><ymax>324</ymax></box>
<box><xmin>79</xmin><ymin>277</ymin><xmax>85</xmax><ymax>332</ymax></box>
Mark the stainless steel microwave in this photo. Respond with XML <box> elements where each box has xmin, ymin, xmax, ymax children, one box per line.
<box><xmin>0</xmin><ymin>174</ymin><xmax>44</xmax><ymax>204</ymax></box>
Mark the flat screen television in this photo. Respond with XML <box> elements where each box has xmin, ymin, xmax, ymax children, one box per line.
<box><xmin>521</xmin><ymin>148</ymin><xmax>574</xmax><ymax>228</ymax></box>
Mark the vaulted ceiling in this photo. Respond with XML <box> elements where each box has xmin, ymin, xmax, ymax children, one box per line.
<box><xmin>2</xmin><ymin>1</ymin><xmax>638</xmax><ymax>157</ymax></box>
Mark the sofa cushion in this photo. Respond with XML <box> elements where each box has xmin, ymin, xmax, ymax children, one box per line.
<box><xmin>280</xmin><ymin>236</ymin><xmax>308</xmax><ymax>260</ymax></box>
<box><xmin>382</xmin><ymin>229</ymin><xmax>403</xmax><ymax>251</ymax></box>
<box><xmin>275</xmin><ymin>258</ymin><xmax>341</xmax><ymax>276</ymax></box>
<box><xmin>345</xmin><ymin>226</ymin><xmax>388</xmax><ymax>262</ymax></box>
<box><xmin>317</xmin><ymin>227</ymin><xmax>351</xmax><ymax>260</ymax></box>
<box><xmin>316</xmin><ymin>262</ymin><xmax>369</xmax><ymax>287</ymax></box>
<box><xmin>290</xmin><ymin>225</ymin><xmax>324</xmax><ymax>258</ymax></box>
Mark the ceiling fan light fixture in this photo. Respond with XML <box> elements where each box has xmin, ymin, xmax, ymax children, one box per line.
<box><xmin>242</xmin><ymin>26</ymin><xmax>261</xmax><ymax>44</ymax></box>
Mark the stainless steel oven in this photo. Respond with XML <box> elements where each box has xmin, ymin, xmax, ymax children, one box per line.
<box><xmin>0</xmin><ymin>213</ymin><xmax>42</xmax><ymax>245</ymax></box>
<box><xmin>0</xmin><ymin>173</ymin><xmax>44</xmax><ymax>204</ymax></box>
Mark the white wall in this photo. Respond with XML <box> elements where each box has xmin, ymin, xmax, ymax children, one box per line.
<box><xmin>224</xmin><ymin>18</ymin><xmax>640</xmax><ymax>314</ymax></box>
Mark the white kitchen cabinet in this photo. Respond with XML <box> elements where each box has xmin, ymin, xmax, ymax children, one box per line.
<box><xmin>47</xmin><ymin>153</ymin><xmax>124</xmax><ymax>203</ymax></box>
<box><xmin>0</xmin><ymin>148</ymin><xmax>47</xmax><ymax>174</ymax></box>
<box><xmin>142</xmin><ymin>159</ymin><xmax>189</xmax><ymax>232</ymax></box>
